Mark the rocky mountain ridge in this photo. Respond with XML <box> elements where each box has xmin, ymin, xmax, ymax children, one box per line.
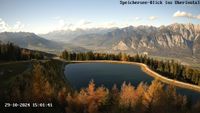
<box><xmin>69</xmin><ymin>23</ymin><xmax>200</xmax><ymax>58</ymax></box>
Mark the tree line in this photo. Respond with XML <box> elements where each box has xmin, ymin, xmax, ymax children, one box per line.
<box><xmin>0</xmin><ymin>42</ymin><xmax>46</xmax><ymax>61</ymax></box>
<box><xmin>65</xmin><ymin>80</ymin><xmax>200</xmax><ymax>113</ymax></box>
<box><xmin>60</xmin><ymin>50</ymin><xmax>200</xmax><ymax>86</ymax></box>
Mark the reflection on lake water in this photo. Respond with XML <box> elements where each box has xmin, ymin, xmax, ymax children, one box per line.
<box><xmin>64</xmin><ymin>62</ymin><xmax>200</xmax><ymax>102</ymax></box>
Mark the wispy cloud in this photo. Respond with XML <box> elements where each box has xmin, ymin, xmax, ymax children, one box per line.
<box><xmin>52</xmin><ymin>16</ymin><xmax>61</xmax><ymax>20</ymax></box>
<box><xmin>52</xmin><ymin>17</ymin><xmax>128</xmax><ymax>31</ymax></box>
<box><xmin>134</xmin><ymin>17</ymin><xmax>141</xmax><ymax>21</ymax></box>
<box><xmin>148</xmin><ymin>16</ymin><xmax>158</xmax><ymax>20</ymax></box>
<box><xmin>78</xmin><ymin>20</ymin><xmax>92</xmax><ymax>25</ymax></box>
<box><xmin>173</xmin><ymin>11</ymin><xmax>200</xmax><ymax>20</ymax></box>
<box><xmin>13</xmin><ymin>21</ymin><xmax>25</xmax><ymax>30</ymax></box>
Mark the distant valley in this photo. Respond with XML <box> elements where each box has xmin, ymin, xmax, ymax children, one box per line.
<box><xmin>42</xmin><ymin>23</ymin><xmax>200</xmax><ymax>67</ymax></box>
<box><xmin>1</xmin><ymin>23</ymin><xmax>200</xmax><ymax>67</ymax></box>
<box><xmin>0</xmin><ymin>32</ymin><xmax>88</xmax><ymax>54</ymax></box>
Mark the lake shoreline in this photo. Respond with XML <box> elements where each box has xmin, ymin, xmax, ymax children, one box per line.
<box><xmin>67</xmin><ymin>60</ymin><xmax>200</xmax><ymax>93</ymax></box>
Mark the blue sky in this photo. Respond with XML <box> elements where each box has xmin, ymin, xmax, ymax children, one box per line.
<box><xmin>0</xmin><ymin>0</ymin><xmax>200</xmax><ymax>33</ymax></box>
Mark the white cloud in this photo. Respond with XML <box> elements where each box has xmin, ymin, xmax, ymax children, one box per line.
<box><xmin>58</xmin><ymin>19</ymin><xmax>65</xmax><ymax>26</ymax></box>
<box><xmin>0</xmin><ymin>17</ymin><xmax>129</xmax><ymax>34</ymax></box>
<box><xmin>134</xmin><ymin>17</ymin><xmax>141</xmax><ymax>21</ymax></box>
<box><xmin>0</xmin><ymin>18</ymin><xmax>26</xmax><ymax>32</ymax></box>
<box><xmin>53</xmin><ymin>19</ymin><xmax>71</xmax><ymax>30</ymax></box>
<box><xmin>173</xmin><ymin>11</ymin><xmax>200</xmax><ymax>20</ymax></box>
<box><xmin>96</xmin><ymin>21</ymin><xmax>117</xmax><ymax>28</ymax></box>
<box><xmin>173</xmin><ymin>11</ymin><xmax>192</xmax><ymax>18</ymax></box>
<box><xmin>51</xmin><ymin>18</ymin><xmax>128</xmax><ymax>31</ymax></box>
<box><xmin>13</xmin><ymin>21</ymin><xmax>25</xmax><ymax>31</ymax></box>
<box><xmin>71</xmin><ymin>21</ymin><xmax>118</xmax><ymax>30</ymax></box>
<box><xmin>0</xmin><ymin>18</ymin><xmax>9</xmax><ymax>32</ymax></box>
<box><xmin>148</xmin><ymin>16</ymin><xmax>158</xmax><ymax>20</ymax></box>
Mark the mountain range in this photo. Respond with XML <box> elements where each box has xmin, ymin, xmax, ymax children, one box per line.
<box><xmin>0</xmin><ymin>32</ymin><xmax>88</xmax><ymax>53</ymax></box>
<box><xmin>40</xmin><ymin>28</ymin><xmax>115</xmax><ymax>43</ymax></box>
<box><xmin>0</xmin><ymin>23</ymin><xmax>200</xmax><ymax>64</ymax></box>
<box><xmin>68</xmin><ymin>23</ymin><xmax>200</xmax><ymax>59</ymax></box>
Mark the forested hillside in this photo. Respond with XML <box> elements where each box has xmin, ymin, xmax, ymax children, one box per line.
<box><xmin>1</xmin><ymin>60</ymin><xmax>71</xmax><ymax>113</ymax></box>
<box><xmin>0</xmin><ymin>42</ymin><xmax>54</xmax><ymax>61</ymax></box>
<box><xmin>60</xmin><ymin>51</ymin><xmax>200</xmax><ymax>86</ymax></box>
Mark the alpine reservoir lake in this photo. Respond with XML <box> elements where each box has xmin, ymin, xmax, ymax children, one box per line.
<box><xmin>64</xmin><ymin>62</ymin><xmax>200</xmax><ymax>102</ymax></box>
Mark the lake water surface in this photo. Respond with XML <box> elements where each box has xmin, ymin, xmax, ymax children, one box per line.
<box><xmin>64</xmin><ymin>62</ymin><xmax>200</xmax><ymax>102</ymax></box>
